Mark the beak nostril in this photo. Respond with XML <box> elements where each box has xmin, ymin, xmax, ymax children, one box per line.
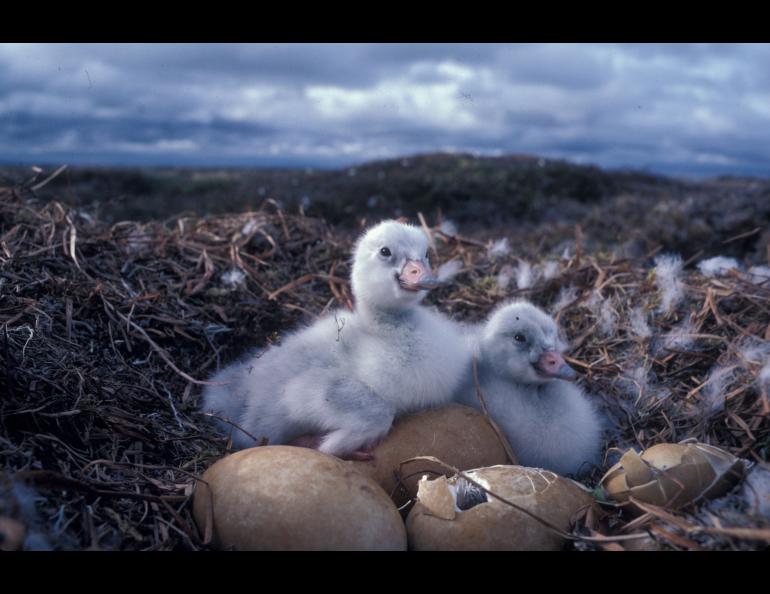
<box><xmin>399</xmin><ymin>259</ymin><xmax>441</xmax><ymax>290</ymax></box>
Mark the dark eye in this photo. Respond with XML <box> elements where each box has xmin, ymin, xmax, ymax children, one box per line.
<box><xmin>514</xmin><ymin>334</ymin><xmax>526</xmax><ymax>343</ymax></box>
<box><xmin>380</xmin><ymin>247</ymin><xmax>392</xmax><ymax>258</ymax></box>
<box><xmin>425</xmin><ymin>251</ymin><xmax>430</xmax><ymax>260</ymax></box>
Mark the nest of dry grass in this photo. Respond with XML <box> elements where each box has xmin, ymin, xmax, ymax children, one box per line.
<box><xmin>0</xmin><ymin>176</ymin><xmax>354</xmax><ymax>549</ymax></box>
<box><xmin>1</xmin><ymin>171</ymin><xmax>769</xmax><ymax>550</ymax></box>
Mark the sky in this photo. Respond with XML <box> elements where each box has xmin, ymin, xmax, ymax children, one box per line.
<box><xmin>1</xmin><ymin>43</ymin><xmax>769</xmax><ymax>178</ymax></box>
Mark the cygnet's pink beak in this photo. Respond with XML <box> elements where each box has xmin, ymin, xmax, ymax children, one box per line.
<box><xmin>398</xmin><ymin>259</ymin><xmax>442</xmax><ymax>291</ymax></box>
<box><xmin>535</xmin><ymin>351</ymin><xmax>576</xmax><ymax>380</ymax></box>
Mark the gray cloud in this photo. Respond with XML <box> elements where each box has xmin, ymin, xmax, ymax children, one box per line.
<box><xmin>0</xmin><ymin>43</ymin><xmax>769</xmax><ymax>177</ymax></box>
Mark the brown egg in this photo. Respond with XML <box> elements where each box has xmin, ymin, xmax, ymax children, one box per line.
<box><xmin>193</xmin><ymin>445</ymin><xmax>407</xmax><ymax>550</ymax></box>
<box><xmin>348</xmin><ymin>404</ymin><xmax>513</xmax><ymax>508</ymax></box>
<box><xmin>600</xmin><ymin>440</ymin><xmax>745</xmax><ymax>514</ymax></box>
<box><xmin>405</xmin><ymin>465</ymin><xmax>596</xmax><ymax>550</ymax></box>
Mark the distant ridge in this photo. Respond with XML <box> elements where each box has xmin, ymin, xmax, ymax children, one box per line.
<box><xmin>2</xmin><ymin>152</ymin><xmax>769</xmax><ymax>263</ymax></box>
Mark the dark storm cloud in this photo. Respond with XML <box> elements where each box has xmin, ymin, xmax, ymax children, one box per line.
<box><xmin>1</xmin><ymin>43</ymin><xmax>769</xmax><ymax>177</ymax></box>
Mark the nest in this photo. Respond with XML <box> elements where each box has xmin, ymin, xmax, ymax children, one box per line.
<box><xmin>1</xmin><ymin>171</ymin><xmax>769</xmax><ymax>550</ymax></box>
<box><xmin>0</xmin><ymin>178</ymin><xmax>353</xmax><ymax>549</ymax></box>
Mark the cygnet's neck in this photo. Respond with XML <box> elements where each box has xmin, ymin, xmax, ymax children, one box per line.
<box><xmin>511</xmin><ymin>379</ymin><xmax>555</xmax><ymax>399</ymax></box>
<box><xmin>356</xmin><ymin>301</ymin><xmax>418</xmax><ymax>329</ymax></box>
<box><xmin>477</xmin><ymin>356</ymin><xmax>553</xmax><ymax>396</ymax></box>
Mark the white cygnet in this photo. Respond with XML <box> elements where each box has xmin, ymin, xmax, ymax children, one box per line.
<box><xmin>455</xmin><ymin>300</ymin><xmax>603</xmax><ymax>477</ymax></box>
<box><xmin>201</xmin><ymin>220</ymin><xmax>467</xmax><ymax>459</ymax></box>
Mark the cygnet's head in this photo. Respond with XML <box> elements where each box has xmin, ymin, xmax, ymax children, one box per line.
<box><xmin>479</xmin><ymin>300</ymin><xmax>576</xmax><ymax>384</ymax></box>
<box><xmin>351</xmin><ymin>220</ymin><xmax>441</xmax><ymax>312</ymax></box>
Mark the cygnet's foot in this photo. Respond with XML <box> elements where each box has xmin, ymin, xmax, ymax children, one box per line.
<box><xmin>339</xmin><ymin>435</ymin><xmax>388</xmax><ymax>461</ymax></box>
<box><xmin>288</xmin><ymin>435</ymin><xmax>377</xmax><ymax>461</ymax></box>
<box><xmin>288</xmin><ymin>435</ymin><xmax>324</xmax><ymax>449</ymax></box>
<box><xmin>340</xmin><ymin>447</ymin><xmax>376</xmax><ymax>462</ymax></box>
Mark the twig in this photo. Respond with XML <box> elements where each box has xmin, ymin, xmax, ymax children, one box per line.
<box><xmin>267</xmin><ymin>273</ymin><xmax>349</xmax><ymax>301</ymax></box>
<box><xmin>722</xmin><ymin>227</ymin><xmax>761</xmax><ymax>245</ymax></box>
<box><xmin>201</xmin><ymin>411</ymin><xmax>261</xmax><ymax>444</ymax></box>
<box><xmin>101</xmin><ymin>295</ymin><xmax>225</xmax><ymax>386</ymax></box>
<box><xmin>417</xmin><ymin>212</ymin><xmax>438</xmax><ymax>259</ymax></box>
<box><xmin>471</xmin><ymin>355</ymin><xmax>518</xmax><ymax>465</ymax></box>
<box><xmin>29</xmin><ymin>164</ymin><xmax>68</xmax><ymax>192</ymax></box>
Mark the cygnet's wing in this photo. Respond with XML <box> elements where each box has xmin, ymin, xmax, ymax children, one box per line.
<box><xmin>240</xmin><ymin>310</ymin><xmax>397</xmax><ymax>456</ymax></box>
<box><xmin>201</xmin><ymin>310</ymin><xmax>354</xmax><ymax>448</ymax></box>
<box><xmin>490</xmin><ymin>379</ymin><xmax>602</xmax><ymax>477</ymax></box>
<box><xmin>537</xmin><ymin>380</ymin><xmax>603</xmax><ymax>476</ymax></box>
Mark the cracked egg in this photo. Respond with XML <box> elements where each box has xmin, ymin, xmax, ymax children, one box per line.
<box><xmin>348</xmin><ymin>404</ymin><xmax>512</xmax><ymax>508</ymax></box>
<box><xmin>600</xmin><ymin>440</ymin><xmax>746</xmax><ymax>513</ymax></box>
<box><xmin>405</xmin><ymin>465</ymin><xmax>596</xmax><ymax>550</ymax></box>
<box><xmin>192</xmin><ymin>445</ymin><xmax>407</xmax><ymax>550</ymax></box>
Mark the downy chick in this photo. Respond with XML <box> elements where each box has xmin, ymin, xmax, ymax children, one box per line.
<box><xmin>455</xmin><ymin>300</ymin><xmax>602</xmax><ymax>476</ymax></box>
<box><xmin>201</xmin><ymin>220</ymin><xmax>467</xmax><ymax>459</ymax></box>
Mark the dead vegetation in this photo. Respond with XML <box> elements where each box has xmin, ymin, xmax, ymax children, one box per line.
<box><xmin>1</xmin><ymin>167</ymin><xmax>769</xmax><ymax>550</ymax></box>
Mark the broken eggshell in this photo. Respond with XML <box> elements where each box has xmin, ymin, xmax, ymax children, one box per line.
<box><xmin>192</xmin><ymin>445</ymin><xmax>407</xmax><ymax>550</ymax></box>
<box><xmin>405</xmin><ymin>465</ymin><xmax>597</xmax><ymax>550</ymax></box>
<box><xmin>348</xmin><ymin>404</ymin><xmax>513</xmax><ymax>508</ymax></box>
<box><xmin>600</xmin><ymin>441</ymin><xmax>746</xmax><ymax>513</ymax></box>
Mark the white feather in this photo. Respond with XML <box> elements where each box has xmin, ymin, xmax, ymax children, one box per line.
<box><xmin>697</xmin><ymin>256</ymin><xmax>740</xmax><ymax>277</ymax></box>
<box><xmin>437</xmin><ymin>259</ymin><xmax>463</xmax><ymax>282</ymax></box>
<box><xmin>627</xmin><ymin>362</ymin><xmax>650</xmax><ymax>399</ymax></box>
<box><xmin>737</xmin><ymin>337</ymin><xmax>770</xmax><ymax>366</ymax></box>
<box><xmin>598</xmin><ymin>299</ymin><xmax>618</xmax><ymax>337</ymax></box>
<box><xmin>747</xmin><ymin>265</ymin><xmax>770</xmax><ymax>284</ymax></box>
<box><xmin>487</xmin><ymin>237</ymin><xmax>511</xmax><ymax>260</ymax></box>
<box><xmin>541</xmin><ymin>260</ymin><xmax>561</xmax><ymax>281</ymax></box>
<box><xmin>760</xmin><ymin>358</ymin><xmax>770</xmax><ymax>387</ymax></box>
<box><xmin>240</xmin><ymin>218</ymin><xmax>261</xmax><ymax>236</ymax></box>
<box><xmin>702</xmin><ymin>366</ymin><xmax>735</xmax><ymax>414</ymax></box>
<box><xmin>221</xmin><ymin>268</ymin><xmax>246</xmax><ymax>288</ymax></box>
<box><xmin>550</xmin><ymin>286</ymin><xmax>578</xmax><ymax>315</ymax></box>
<box><xmin>438</xmin><ymin>219</ymin><xmax>458</xmax><ymax>237</ymax></box>
<box><xmin>496</xmin><ymin>264</ymin><xmax>513</xmax><ymax>291</ymax></box>
<box><xmin>662</xmin><ymin>314</ymin><xmax>696</xmax><ymax>351</ymax></box>
<box><xmin>653</xmin><ymin>254</ymin><xmax>684</xmax><ymax>315</ymax></box>
<box><xmin>584</xmin><ymin>290</ymin><xmax>617</xmax><ymax>337</ymax></box>
<box><xmin>629</xmin><ymin>307</ymin><xmax>652</xmax><ymax>339</ymax></box>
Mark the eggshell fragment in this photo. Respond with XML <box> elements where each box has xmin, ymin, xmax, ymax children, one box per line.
<box><xmin>406</xmin><ymin>465</ymin><xmax>597</xmax><ymax>550</ymax></box>
<box><xmin>416</xmin><ymin>475</ymin><xmax>456</xmax><ymax>520</ymax></box>
<box><xmin>192</xmin><ymin>445</ymin><xmax>407</xmax><ymax>550</ymax></box>
<box><xmin>600</xmin><ymin>441</ymin><xmax>746</xmax><ymax>513</ymax></box>
<box><xmin>348</xmin><ymin>405</ymin><xmax>512</xmax><ymax>508</ymax></box>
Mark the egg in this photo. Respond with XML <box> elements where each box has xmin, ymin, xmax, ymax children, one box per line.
<box><xmin>348</xmin><ymin>404</ymin><xmax>513</xmax><ymax>508</ymax></box>
<box><xmin>600</xmin><ymin>440</ymin><xmax>745</xmax><ymax>514</ymax></box>
<box><xmin>192</xmin><ymin>445</ymin><xmax>407</xmax><ymax>550</ymax></box>
<box><xmin>405</xmin><ymin>464</ymin><xmax>597</xmax><ymax>550</ymax></box>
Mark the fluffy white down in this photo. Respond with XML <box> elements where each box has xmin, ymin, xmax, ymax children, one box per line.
<box><xmin>697</xmin><ymin>256</ymin><xmax>740</xmax><ymax>278</ymax></box>
<box><xmin>201</xmin><ymin>220</ymin><xmax>467</xmax><ymax>456</ymax></box>
<box><xmin>453</xmin><ymin>300</ymin><xmax>603</xmax><ymax>477</ymax></box>
<box><xmin>653</xmin><ymin>254</ymin><xmax>684</xmax><ymax>314</ymax></box>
